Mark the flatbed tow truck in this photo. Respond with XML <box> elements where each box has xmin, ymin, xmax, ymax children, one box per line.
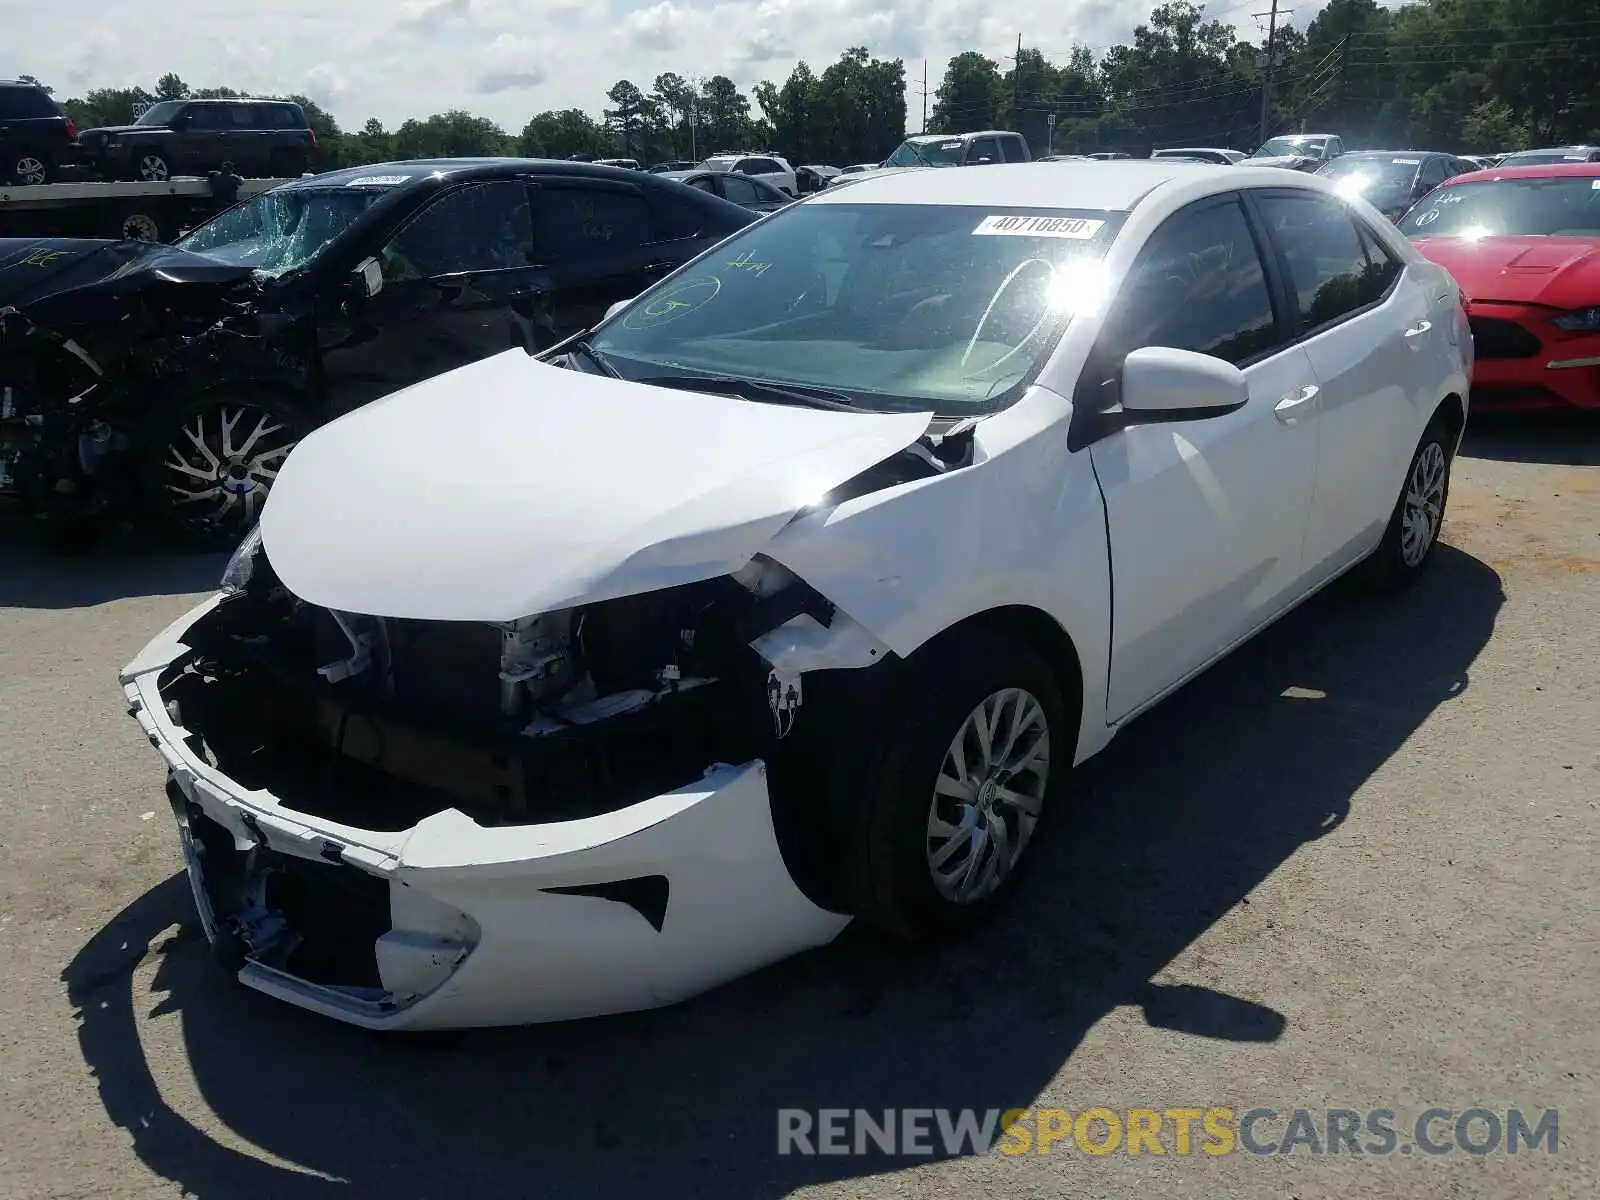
<box><xmin>0</xmin><ymin>175</ymin><xmax>298</xmax><ymax>244</ymax></box>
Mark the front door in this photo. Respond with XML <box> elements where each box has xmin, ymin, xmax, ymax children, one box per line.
<box><xmin>318</xmin><ymin>179</ymin><xmax>544</xmax><ymax>414</ymax></box>
<box><xmin>1085</xmin><ymin>195</ymin><xmax>1321</xmax><ymax>719</ymax></box>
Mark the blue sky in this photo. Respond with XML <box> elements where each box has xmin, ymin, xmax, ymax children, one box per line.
<box><xmin>3</xmin><ymin>0</ymin><xmax>1322</xmax><ymax>134</ymax></box>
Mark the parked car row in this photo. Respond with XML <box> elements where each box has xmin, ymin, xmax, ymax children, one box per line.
<box><xmin>114</xmin><ymin>157</ymin><xmax>1475</xmax><ymax>1033</ymax></box>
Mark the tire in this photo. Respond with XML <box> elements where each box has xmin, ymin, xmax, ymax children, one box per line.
<box><xmin>111</xmin><ymin>205</ymin><xmax>167</xmax><ymax>243</ymax></box>
<box><xmin>140</xmin><ymin>389</ymin><xmax>309</xmax><ymax>551</ymax></box>
<box><xmin>131</xmin><ymin>149</ymin><xmax>171</xmax><ymax>182</ymax></box>
<box><xmin>847</xmin><ymin>627</ymin><xmax>1073</xmax><ymax>941</ymax></box>
<box><xmin>1356</xmin><ymin>413</ymin><xmax>1456</xmax><ymax>590</ymax></box>
<box><xmin>267</xmin><ymin>147</ymin><xmax>305</xmax><ymax>178</ymax></box>
<box><xmin>6</xmin><ymin>152</ymin><xmax>50</xmax><ymax>185</ymax></box>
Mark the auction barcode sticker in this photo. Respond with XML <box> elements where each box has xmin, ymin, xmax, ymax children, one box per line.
<box><xmin>972</xmin><ymin>214</ymin><xmax>1106</xmax><ymax>239</ymax></box>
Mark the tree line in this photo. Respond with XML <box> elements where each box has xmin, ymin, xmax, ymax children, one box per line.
<box><xmin>23</xmin><ymin>0</ymin><xmax>1600</xmax><ymax>173</ymax></box>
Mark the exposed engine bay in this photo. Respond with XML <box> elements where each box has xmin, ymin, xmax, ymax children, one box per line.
<box><xmin>0</xmin><ymin>239</ymin><xmax>298</xmax><ymax>523</ymax></box>
<box><xmin>159</xmin><ymin>536</ymin><xmax>909</xmax><ymax>853</ymax></box>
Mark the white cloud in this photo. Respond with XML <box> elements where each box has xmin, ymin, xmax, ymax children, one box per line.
<box><xmin>11</xmin><ymin>0</ymin><xmax>1312</xmax><ymax>134</ymax></box>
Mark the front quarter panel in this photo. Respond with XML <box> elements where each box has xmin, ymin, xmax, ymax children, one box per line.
<box><xmin>765</xmin><ymin>384</ymin><xmax>1113</xmax><ymax>764</ymax></box>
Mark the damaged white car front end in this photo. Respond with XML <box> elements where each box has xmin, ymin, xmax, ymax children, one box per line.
<box><xmin>120</xmin><ymin>352</ymin><xmax>956</xmax><ymax>1030</ymax></box>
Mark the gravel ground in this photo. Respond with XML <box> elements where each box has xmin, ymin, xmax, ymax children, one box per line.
<box><xmin>0</xmin><ymin>415</ymin><xmax>1595</xmax><ymax>1199</ymax></box>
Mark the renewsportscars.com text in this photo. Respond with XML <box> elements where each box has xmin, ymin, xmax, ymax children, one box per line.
<box><xmin>776</xmin><ymin>1107</ymin><xmax>1559</xmax><ymax>1157</ymax></box>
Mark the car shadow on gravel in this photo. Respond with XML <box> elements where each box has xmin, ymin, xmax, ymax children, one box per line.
<box><xmin>0</xmin><ymin>510</ymin><xmax>227</xmax><ymax>608</ymax></box>
<box><xmin>1461</xmin><ymin>410</ymin><xmax>1600</xmax><ymax>466</ymax></box>
<box><xmin>62</xmin><ymin>544</ymin><xmax>1504</xmax><ymax>1199</ymax></box>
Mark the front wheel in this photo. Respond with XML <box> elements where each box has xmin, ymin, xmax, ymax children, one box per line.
<box><xmin>848</xmin><ymin>628</ymin><xmax>1072</xmax><ymax>941</ymax></box>
<box><xmin>1357</xmin><ymin>413</ymin><xmax>1456</xmax><ymax>589</ymax></box>
<box><xmin>141</xmin><ymin>392</ymin><xmax>307</xmax><ymax>550</ymax></box>
<box><xmin>133</xmin><ymin>150</ymin><xmax>171</xmax><ymax>182</ymax></box>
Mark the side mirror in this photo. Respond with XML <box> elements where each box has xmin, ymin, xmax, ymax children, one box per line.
<box><xmin>604</xmin><ymin>297</ymin><xmax>631</xmax><ymax>322</ymax></box>
<box><xmin>1120</xmin><ymin>346</ymin><xmax>1248</xmax><ymax>419</ymax></box>
<box><xmin>352</xmin><ymin>256</ymin><xmax>383</xmax><ymax>300</ymax></box>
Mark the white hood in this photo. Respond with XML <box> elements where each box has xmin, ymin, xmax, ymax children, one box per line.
<box><xmin>259</xmin><ymin>350</ymin><xmax>932</xmax><ymax>621</ymax></box>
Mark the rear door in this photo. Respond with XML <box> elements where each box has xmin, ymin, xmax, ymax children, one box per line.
<box><xmin>1086</xmin><ymin>194</ymin><xmax>1321</xmax><ymax>718</ymax></box>
<box><xmin>318</xmin><ymin>179</ymin><xmax>545</xmax><ymax>412</ymax></box>
<box><xmin>1250</xmin><ymin>189</ymin><xmax>1429</xmax><ymax>580</ymax></box>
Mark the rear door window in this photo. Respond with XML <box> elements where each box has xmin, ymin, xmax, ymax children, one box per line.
<box><xmin>534</xmin><ymin>184</ymin><xmax>654</xmax><ymax>263</ymax></box>
<box><xmin>1000</xmin><ymin>136</ymin><xmax>1030</xmax><ymax>162</ymax></box>
<box><xmin>1256</xmin><ymin>191</ymin><xmax>1398</xmax><ymax>332</ymax></box>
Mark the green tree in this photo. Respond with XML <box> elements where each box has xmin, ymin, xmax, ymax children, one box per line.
<box><xmin>931</xmin><ymin>52</ymin><xmax>1004</xmax><ymax>134</ymax></box>
<box><xmin>154</xmin><ymin>72</ymin><xmax>190</xmax><ymax>101</ymax></box>
<box><xmin>517</xmin><ymin>108</ymin><xmax>613</xmax><ymax>159</ymax></box>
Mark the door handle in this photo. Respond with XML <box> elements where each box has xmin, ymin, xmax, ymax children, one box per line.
<box><xmin>642</xmin><ymin>260</ymin><xmax>675</xmax><ymax>273</ymax></box>
<box><xmin>1273</xmin><ymin>384</ymin><xmax>1320</xmax><ymax>422</ymax></box>
<box><xmin>1404</xmin><ymin>319</ymin><xmax>1433</xmax><ymax>339</ymax></box>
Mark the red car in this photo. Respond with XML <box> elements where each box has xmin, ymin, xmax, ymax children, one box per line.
<box><xmin>1399</xmin><ymin>162</ymin><xmax>1600</xmax><ymax>410</ymax></box>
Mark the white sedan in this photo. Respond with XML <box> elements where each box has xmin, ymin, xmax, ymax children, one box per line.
<box><xmin>122</xmin><ymin>161</ymin><xmax>1472</xmax><ymax>1030</ymax></box>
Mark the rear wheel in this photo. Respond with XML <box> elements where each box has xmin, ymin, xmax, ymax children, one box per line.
<box><xmin>848</xmin><ymin>628</ymin><xmax>1071</xmax><ymax>941</ymax></box>
<box><xmin>142</xmin><ymin>391</ymin><xmax>306</xmax><ymax>549</ymax></box>
<box><xmin>1357</xmin><ymin>413</ymin><xmax>1456</xmax><ymax>589</ymax></box>
<box><xmin>6</xmin><ymin>152</ymin><xmax>49</xmax><ymax>185</ymax></box>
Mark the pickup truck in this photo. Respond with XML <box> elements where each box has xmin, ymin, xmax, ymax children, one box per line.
<box><xmin>828</xmin><ymin>130</ymin><xmax>1031</xmax><ymax>187</ymax></box>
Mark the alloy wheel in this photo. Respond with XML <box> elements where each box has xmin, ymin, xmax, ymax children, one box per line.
<box><xmin>15</xmin><ymin>155</ymin><xmax>47</xmax><ymax>185</ymax></box>
<box><xmin>926</xmin><ymin>687</ymin><xmax>1051</xmax><ymax>904</ymax></box>
<box><xmin>138</xmin><ymin>154</ymin><xmax>170</xmax><ymax>182</ymax></box>
<box><xmin>1400</xmin><ymin>440</ymin><xmax>1447</xmax><ymax>567</ymax></box>
<box><xmin>163</xmin><ymin>404</ymin><xmax>298</xmax><ymax>536</ymax></box>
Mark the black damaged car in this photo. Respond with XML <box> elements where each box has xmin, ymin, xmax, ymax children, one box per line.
<box><xmin>0</xmin><ymin>158</ymin><xmax>757</xmax><ymax>547</ymax></box>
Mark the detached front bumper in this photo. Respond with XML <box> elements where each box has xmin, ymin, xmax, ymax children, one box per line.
<box><xmin>121</xmin><ymin>596</ymin><xmax>852</xmax><ymax>1030</ymax></box>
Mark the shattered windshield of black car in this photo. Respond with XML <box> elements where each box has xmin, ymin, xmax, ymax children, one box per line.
<box><xmin>176</xmin><ymin>188</ymin><xmax>389</xmax><ymax>276</ymax></box>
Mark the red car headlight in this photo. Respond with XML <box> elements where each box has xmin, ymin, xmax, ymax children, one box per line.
<box><xmin>1550</xmin><ymin>306</ymin><xmax>1600</xmax><ymax>332</ymax></box>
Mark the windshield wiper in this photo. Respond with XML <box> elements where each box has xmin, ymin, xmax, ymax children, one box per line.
<box><xmin>568</xmin><ymin>338</ymin><xmax>617</xmax><ymax>377</ymax></box>
<box><xmin>637</xmin><ymin>372</ymin><xmax>862</xmax><ymax>412</ymax></box>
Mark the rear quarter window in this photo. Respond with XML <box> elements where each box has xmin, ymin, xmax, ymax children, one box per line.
<box><xmin>1</xmin><ymin>87</ymin><xmax>60</xmax><ymax>119</ymax></box>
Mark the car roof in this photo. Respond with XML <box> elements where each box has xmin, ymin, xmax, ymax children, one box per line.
<box><xmin>277</xmin><ymin>158</ymin><xmax>660</xmax><ymax>190</ymax></box>
<box><xmin>1335</xmin><ymin>149</ymin><xmax>1448</xmax><ymax>158</ymax></box>
<box><xmin>1441</xmin><ymin>160</ymin><xmax>1600</xmax><ymax>185</ymax></box>
<box><xmin>905</xmin><ymin>131</ymin><xmax>1015</xmax><ymax>144</ymax></box>
<box><xmin>179</xmin><ymin>97</ymin><xmax>300</xmax><ymax>105</ymax></box>
<box><xmin>808</xmin><ymin>159</ymin><xmax>1282</xmax><ymax>211</ymax></box>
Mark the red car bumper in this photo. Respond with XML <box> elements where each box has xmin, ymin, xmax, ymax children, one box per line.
<box><xmin>1468</xmin><ymin>302</ymin><xmax>1600</xmax><ymax>410</ymax></box>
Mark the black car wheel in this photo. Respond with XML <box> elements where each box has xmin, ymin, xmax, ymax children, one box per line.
<box><xmin>6</xmin><ymin>152</ymin><xmax>49</xmax><ymax>185</ymax></box>
<box><xmin>847</xmin><ymin>627</ymin><xmax>1073</xmax><ymax>941</ymax></box>
<box><xmin>133</xmin><ymin>151</ymin><xmax>171</xmax><ymax>182</ymax></box>
<box><xmin>142</xmin><ymin>390</ymin><xmax>307</xmax><ymax>549</ymax></box>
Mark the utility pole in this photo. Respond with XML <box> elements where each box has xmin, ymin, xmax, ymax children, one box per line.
<box><xmin>921</xmin><ymin>59</ymin><xmax>928</xmax><ymax>133</ymax></box>
<box><xmin>1012</xmin><ymin>33</ymin><xmax>1023</xmax><ymax>122</ymax></box>
<box><xmin>1336</xmin><ymin>0</ymin><xmax>1357</xmax><ymax>129</ymax></box>
<box><xmin>1256</xmin><ymin>0</ymin><xmax>1283</xmax><ymax>146</ymax></box>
